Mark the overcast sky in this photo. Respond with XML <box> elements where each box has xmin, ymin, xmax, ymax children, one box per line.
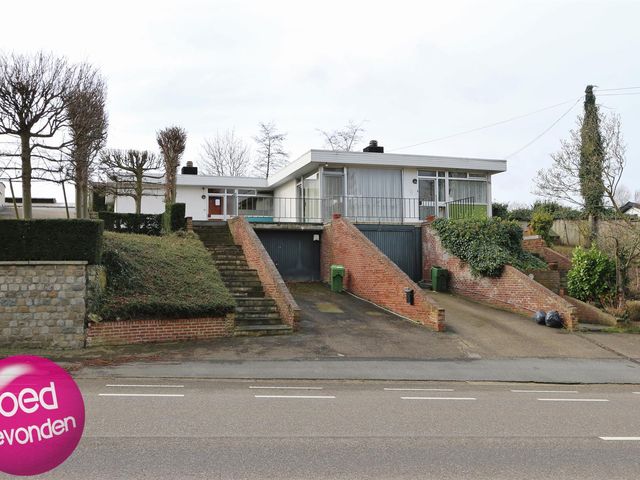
<box><xmin>2</xmin><ymin>0</ymin><xmax>639</xmax><ymax>205</ymax></box>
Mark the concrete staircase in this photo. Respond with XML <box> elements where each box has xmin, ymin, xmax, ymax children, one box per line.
<box><xmin>194</xmin><ymin>223</ymin><xmax>292</xmax><ymax>336</ymax></box>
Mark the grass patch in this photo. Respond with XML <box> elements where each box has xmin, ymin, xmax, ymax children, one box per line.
<box><xmin>601</xmin><ymin>323</ymin><xmax>640</xmax><ymax>334</ymax></box>
<box><xmin>96</xmin><ymin>232</ymin><xmax>235</xmax><ymax>320</ymax></box>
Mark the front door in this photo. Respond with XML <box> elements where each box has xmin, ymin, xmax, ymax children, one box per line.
<box><xmin>418</xmin><ymin>178</ymin><xmax>436</xmax><ymax>219</ymax></box>
<box><xmin>208</xmin><ymin>196</ymin><xmax>224</xmax><ymax>217</ymax></box>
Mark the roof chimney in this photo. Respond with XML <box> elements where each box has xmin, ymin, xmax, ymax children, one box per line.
<box><xmin>363</xmin><ymin>139</ymin><xmax>384</xmax><ymax>153</ymax></box>
<box><xmin>181</xmin><ymin>161</ymin><xmax>198</xmax><ymax>175</ymax></box>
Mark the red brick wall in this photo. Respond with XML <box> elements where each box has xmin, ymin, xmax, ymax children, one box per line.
<box><xmin>523</xmin><ymin>236</ymin><xmax>573</xmax><ymax>271</ymax></box>
<box><xmin>423</xmin><ymin>226</ymin><xmax>578</xmax><ymax>330</ymax></box>
<box><xmin>228</xmin><ymin>217</ymin><xmax>301</xmax><ymax>328</ymax></box>
<box><xmin>321</xmin><ymin>216</ymin><xmax>445</xmax><ymax>331</ymax></box>
<box><xmin>86</xmin><ymin>315</ymin><xmax>234</xmax><ymax>346</ymax></box>
<box><xmin>529</xmin><ymin>267</ymin><xmax>561</xmax><ymax>294</ymax></box>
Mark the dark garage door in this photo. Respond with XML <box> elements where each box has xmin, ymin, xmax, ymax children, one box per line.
<box><xmin>356</xmin><ymin>224</ymin><xmax>422</xmax><ymax>282</ymax></box>
<box><xmin>256</xmin><ymin>230</ymin><xmax>321</xmax><ymax>281</ymax></box>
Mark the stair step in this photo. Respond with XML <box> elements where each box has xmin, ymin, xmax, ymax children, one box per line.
<box><xmin>235</xmin><ymin>318</ymin><xmax>284</xmax><ymax>326</ymax></box>
<box><xmin>236</xmin><ymin>311</ymin><xmax>281</xmax><ymax>320</ymax></box>
<box><xmin>220</xmin><ymin>272</ymin><xmax>260</xmax><ymax>280</ymax></box>
<box><xmin>236</xmin><ymin>305</ymin><xmax>278</xmax><ymax>313</ymax></box>
<box><xmin>225</xmin><ymin>280</ymin><xmax>262</xmax><ymax>288</ymax></box>
<box><xmin>234</xmin><ymin>324</ymin><xmax>292</xmax><ymax>336</ymax></box>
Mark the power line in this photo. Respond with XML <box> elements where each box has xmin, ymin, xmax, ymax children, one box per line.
<box><xmin>595</xmin><ymin>86</ymin><xmax>640</xmax><ymax>92</ymax></box>
<box><xmin>597</xmin><ymin>92</ymin><xmax>640</xmax><ymax>97</ymax></box>
<box><xmin>505</xmin><ymin>98</ymin><xmax>581</xmax><ymax>159</ymax></box>
<box><xmin>389</xmin><ymin>97</ymin><xmax>580</xmax><ymax>152</ymax></box>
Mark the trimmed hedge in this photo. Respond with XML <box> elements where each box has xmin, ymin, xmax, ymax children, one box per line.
<box><xmin>169</xmin><ymin>203</ymin><xmax>186</xmax><ymax>231</ymax></box>
<box><xmin>97</xmin><ymin>232</ymin><xmax>235</xmax><ymax>320</ymax></box>
<box><xmin>98</xmin><ymin>212</ymin><xmax>163</xmax><ymax>236</ymax></box>
<box><xmin>0</xmin><ymin>219</ymin><xmax>103</xmax><ymax>264</ymax></box>
<box><xmin>432</xmin><ymin>218</ymin><xmax>547</xmax><ymax>277</ymax></box>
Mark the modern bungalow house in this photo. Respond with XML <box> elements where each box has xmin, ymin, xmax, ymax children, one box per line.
<box><xmin>113</xmin><ymin>141</ymin><xmax>507</xmax><ymax>224</ymax></box>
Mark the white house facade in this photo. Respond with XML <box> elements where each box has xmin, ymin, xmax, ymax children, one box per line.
<box><xmin>114</xmin><ymin>142</ymin><xmax>507</xmax><ymax>224</ymax></box>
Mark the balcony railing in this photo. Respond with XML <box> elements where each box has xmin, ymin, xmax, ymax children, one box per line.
<box><xmin>233</xmin><ymin>196</ymin><xmax>478</xmax><ymax>223</ymax></box>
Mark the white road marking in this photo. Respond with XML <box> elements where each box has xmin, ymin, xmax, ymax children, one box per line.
<box><xmin>106</xmin><ymin>384</ymin><xmax>184</xmax><ymax>388</ymax></box>
<box><xmin>511</xmin><ymin>389</ymin><xmax>579</xmax><ymax>393</ymax></box>
<box><xmin>538</xmin><ymin>398</ymin><xmax>609</xmax><ymax>402</ymax></box>
<box><xmin>633</xmin><ymin>392</ymin><xmax>640</xmax><ymax>395</ymax></box>
<box><xmin>249</xmin><ymin>386</ymin><xmax>323</xmax><ymax>390</ymax></box>
<box><xmin>99</xmin><ymin>393</ymin><xmax>185</xmax><ymax>397</ymax></box>
<box><xmin>384</xmin><ymin>388</ymin><xmax>454</xmax><ymax>392</ymax></box>
<box><xmin>401</xmin><ymin>397</ymin><xmax>476</xmax><ymax>401</ymax></box>
<box><xmin>599</xmin><ymin>437</ymin><xmax>640</xmax><ymax>441</ymax></box>
<box><xmin>254</xmin><ymin>395</ymin><xmax>335</xmax><ymax>399</ymax></box>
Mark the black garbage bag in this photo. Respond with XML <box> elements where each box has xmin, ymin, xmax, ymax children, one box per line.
<box><xmin>545</xmin><ymin>310</ymin><xmax>563</xmax><ymax>328</ymax></box>
<box><xmin>534</xmin><ymin>310</ymin><xmax>547</xmax><ymax>325</ymax></box>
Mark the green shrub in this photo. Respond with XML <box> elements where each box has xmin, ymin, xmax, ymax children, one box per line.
<box><xmin>431</xmin><ymin>218</ymin><xmax>547</xmax><ymax>277</ymax></box>
<box><xmin>0</xmin><ymin>219</ymin><xmax>103</xmax><ymax>264</ymax></box>
<box><xmin>507</xmin><ymin>207</ymin><xmax>533</xmax><ymax>222</ymax></box>
<box><xmin>532</xmin><ymin>201</ymin><xmax>584</xmax><ymax>220</ymax></box>
<box><xmin>491</xmin><ymin>202</ymin><xmax>509</xmax><ymax>219</ymax></box>
<box><xmin>567</xmin><ymin>246</ymin><xmax>616</xmax><ymax>304</ymax></box>
<box><xmin>531</xmin><ymin>211</ymin><xmax>554</xmax><ymax>244</ymax></box>
<box><xmin>626</xmin><ymin>301</ymin><xmax>640</xmax><ymax>322</ymax></box>
<box><xmin>98</xmin><ymin>212</ymin><xmax>162</xmax><ymax>235</ymax></box>
<box><xmin>97</xmin><ymin>232</ymin><xmax>234</xmax><ymax>320</ymax></box>
<box><xmin>162</xmin><ymin>202</ymin><xmax>187</xmax><ymax>233</ymax></box>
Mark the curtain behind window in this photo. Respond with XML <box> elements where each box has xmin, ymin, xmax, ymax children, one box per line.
<box><xmin>448</xmin><ymin>180</ymin><xmax>487</xmax><ymax>203</ymax></box>
<box><xmin>346</xmin><ymin>168</ymin><xmax>402</xmax><ymax>221</ymax></box>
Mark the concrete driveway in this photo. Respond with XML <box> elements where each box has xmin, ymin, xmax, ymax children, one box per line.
<box><xmin>426</xmin><ymin>291</ymin><xmax>618</xmax><ymax>359</ymax></box>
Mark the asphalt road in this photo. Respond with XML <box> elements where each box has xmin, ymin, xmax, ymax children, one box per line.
<box><xmin>21</xmin><ymin>379</ymin><xmax>640</xmax><ymax>480</ymax></box>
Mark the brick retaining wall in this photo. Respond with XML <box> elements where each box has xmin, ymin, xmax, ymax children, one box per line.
<box><xmin>86</xmin><ymin>315</ymin><xmax>234</xmax><ymax>346</ymax></box>
<box><xmin>228</xmin><ymin>217</ymin><xmax>301</xmax><ymax>328</ymax></box>
<box><xmin>321</xmin><ymin>216</ymin><xmax>445</xmax><ymax>331</ymax></box>
<box><xmin>423</xmin><ymin>227</ymin><xmax>578</xmax><ymax>330</ymax></box>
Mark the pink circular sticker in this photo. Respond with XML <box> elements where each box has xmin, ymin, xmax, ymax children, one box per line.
<box><xmin>0</xmin><ymin>355</ymin><xmax>85</xmax><ymax>476</ymax></box>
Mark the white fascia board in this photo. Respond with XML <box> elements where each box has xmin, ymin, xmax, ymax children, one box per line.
<box><xmin>267</xmin><ymin>151</ymin><xmax>314</xmax><ymax>188</ymax></box>
<box><xmin>307</xmin><ymin>150</ymin><xmax>507</xmax><ymax>173</ymax></box>
<box><xmin>176</xmin><ymin>175</ymin><xmax>268</xmax><ymax>189</ymax></box>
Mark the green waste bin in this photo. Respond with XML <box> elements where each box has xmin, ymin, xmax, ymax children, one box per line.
<box><xmin>431</xmin><ymin>266</ymin><xmax>449</xmax><ymax>292</ymax></box>
<box><xmin>330</xmin><ymin>264</ymin><xmax>345</xmax><ymax>293</ymax></box>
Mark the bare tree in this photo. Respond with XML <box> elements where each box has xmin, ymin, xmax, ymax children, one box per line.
<box><xmin>157</xmin><ymin>126</ymin><xmax>187</xmax><ymax>204</ymax></box>
<box><xmin>200</xmin><ymin>129</ymin><xmax>251</xmax><ymax>176</ymax></box>
<box><xmin>0</xmin><ymin>52</ymin><xmax>76</xmax><ymax>218</ymax></box>
<box><xmin>536</xmin><ymin>112</ymin><xmax>639</xmax><ymax>306</ymax></box>
<box><xmin>99</xmin><ymin>149</ymin><xmax>163</xmax><ymax>214</ymax></box>
<box><xmin>253</xmin><ymin>122</ymin><xmax>288</xmax><ymax>179</ymax></box>
<box><xmin>614</xmin><ymin>184</ymin><xmax>632</xmax><ymax>208</ymax></box>
<box><xmin>534</xmin><ymin>114</ymin><xmax>625</xmax><ymax>209</ymax></box>
<box><xmin>317</xmin><ymin>120</ymin><xmax>366</xmax><ymax>151</ymax></box>
<box><xmin>65</xmin><ymin>64</ymin><xmax>108</xmax><ymax>218</ymax></box>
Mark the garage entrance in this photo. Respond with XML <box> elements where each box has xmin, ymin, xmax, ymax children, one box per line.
<box><xmin>355</xmin><ymin>224</ymin><xmax>423</xmax><ymax>282</ymax></box>
<box><xmin>256</xmin><ymin>229</ymin><xmax>322</xmax><ymax>281</ymax></box>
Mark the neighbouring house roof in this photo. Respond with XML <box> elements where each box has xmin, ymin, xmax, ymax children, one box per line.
<box><xmin>175</xmin><ymin>149</ymin><xmax>507</xmax><ymax>189</ymax></box>
<box><xmin>621</xmin><ymin>201</ymin><xmax>640</xmax><ymax>213</ymax></box>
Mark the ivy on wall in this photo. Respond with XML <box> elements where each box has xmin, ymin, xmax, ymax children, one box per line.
<box><xmin>431</xmin><ymin>218</ymin><xmax>547</xmax><ymax>277</ymax></box>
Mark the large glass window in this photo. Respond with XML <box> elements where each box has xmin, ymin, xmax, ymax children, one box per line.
<box><xmin>448</xmin><ymin>180</ymin><xmax>487</xmax><ymax>203</ymax></box>
<box><xmin>346</xmin><ymin>167</ymin><xmax>402</xmax><ymax>221</ymax></box>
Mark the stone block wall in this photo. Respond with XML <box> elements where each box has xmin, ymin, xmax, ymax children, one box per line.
<box><xmin>0</xmin><ymin>261</ymin><xmax>88</xmax><ymax>348</ymax></box>
<box><xmin>321</xmin><ymin>216</ymin><xmax>445</xmax><ymax>331</ymax></box>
